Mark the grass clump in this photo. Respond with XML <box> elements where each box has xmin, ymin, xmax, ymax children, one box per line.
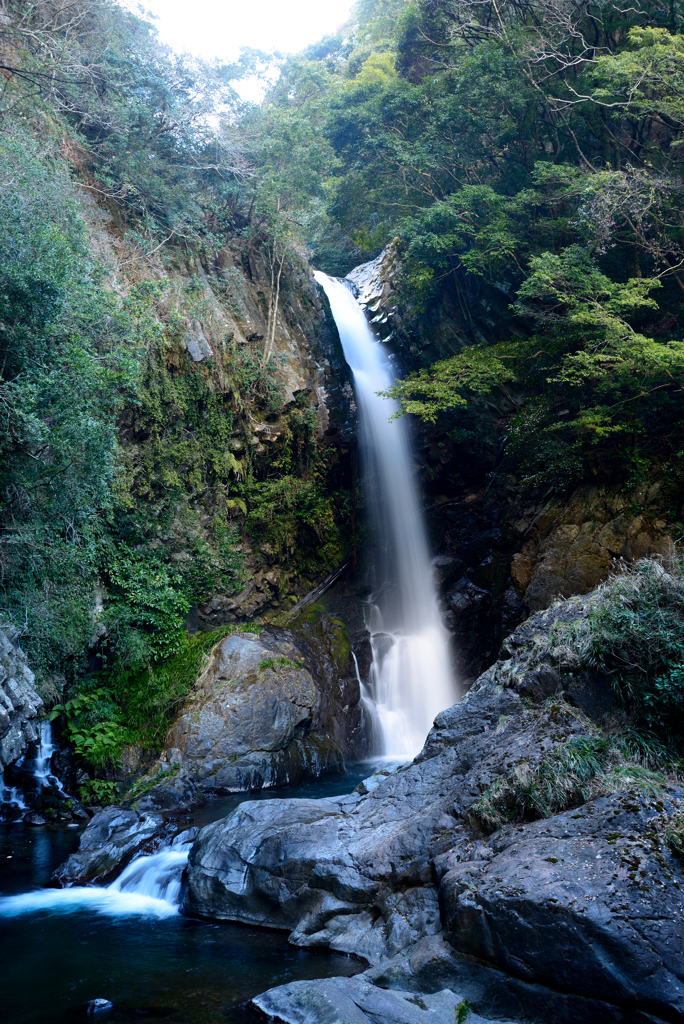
<box><xmin>258</xmin><ymin>656</ymin><xmax>301</xmax><ymax>672</ymax></box>
<box><xmin>472</xmin><ymin>735</ymin><xmax>664</xmax><ymax>832</ymax></box>
<box><xmin>456</xmin><ymin>1000</ymin><xmax>471</xmax><ymax>1024</ymax></box>
<box><xmin>547</xmin><ymin>558</ymin><xmax>684</xmax><ymax>766</ymax></box>
<box><xmin>668</xmin><ymin>814</ymin><xmax>684</xmax><ymax>860</ymax></box>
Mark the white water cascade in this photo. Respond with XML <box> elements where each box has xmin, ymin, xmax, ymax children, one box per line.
<box><xmin>33</xmin><ymin>719</ymin><xmax>67</xmax><ymax>795</ymax></box>
<box><xmin>0</xmin><ymin>832</ymin><xmax>194</xmax><ymax>919</ymax></box>
<box><xmin>314</xmin><ymin>271</ymin><xmax>457</xmax><ymax>758</ymax></box>
<box><xmin>0</xmin><ymin>773</ymin><xmax>27</xmax><ymax>812</ymax></box>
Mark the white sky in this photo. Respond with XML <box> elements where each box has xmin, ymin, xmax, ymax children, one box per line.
<box><xmin>126</xmin><ymin>1</ymin><xmax>356</xmax><ymax>62</ymax></box>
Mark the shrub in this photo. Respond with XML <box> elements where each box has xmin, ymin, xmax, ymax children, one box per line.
<box><xmin>551</xmin><ymin>559</ymin><xmax>684</xmax><ymax>761</ymax></box>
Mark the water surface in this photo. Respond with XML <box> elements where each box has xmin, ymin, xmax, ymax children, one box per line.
<box><xmin>0</xmin><ymin>762</ymin><xmax>391</xmax><ymax>1024</ymax></box>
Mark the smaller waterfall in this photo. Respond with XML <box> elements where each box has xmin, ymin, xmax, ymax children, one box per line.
<box><xmin>0</xmin><ymin>832</ymin><xmax>194</xmax><ymax>919</ymax></box>
<box><xmin>0</xmin><ymin>773</ymin><xmax>27</xmax><ymax>812</ymax></box>
<box><xmin>33</xmin><ymin>720</ymin><xmax>67</xmax><ymax>795</ymax></box>
<box><xmin>107</xmin><ymin>846</ymin><xmax>189</xmax><ymax>907</ymax></box>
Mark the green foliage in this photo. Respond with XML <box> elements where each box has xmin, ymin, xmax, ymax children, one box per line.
<box><xmin>504</xmin><ymin>406</ymin><xmax>584</xmax><ymax>498</ymax></box>
<box><xmin>0</xmin><ymin>126</ymin><xmax>245</xmax><ymax>679</ymax></box>
<box><xmin>551</xmin><ymin>560</ymin><xmax>684</xmax><ymax>760</ymax></box>
<box><xmin>382</xmin><ymin>344</ymin><xmax>518</xmax><ymax>422</ymax></box>
<box><xmin>77</xmin><ymin>779</ymin><xmax>120</xmax><ymax>807</ymax></box>
<box><xmin>51</xmin><ymin>625</ymin><xmax>250</xmax><ymax>768</ymax></box>
<box><xmin>455</xmin><ymin>1000</ymin><xmax>471</xmax><ymax>1024</ymax></box>
<box><xmin>473</xmin><ymin>733</ymin><xmax>664</xmax><ymax>831</ymax></box>
<box><xmin>386</xmin><ymin>240</ymin><xmax>684</xmax><ymax>493</ymax></box>
<box><xmin>108</xmin><ymin>330</ymin><xmax>250</xmax><ymax>671</ymax></box>
<box><xmin>50</xmin><ymin>691</ymin><xmax>129</xmax><ymax>768</ymax></box>
<box><xmin>1</xmin><ymin>0</ymin><xmax>254</xmax><ymax>249</ymax></box>
<box><xmin>245</xmin><ymin>474</ymin><xmax>348</xmax><ymax>573</ymax></box>
<box><xmin>0</xmin><ymin>129</ymin><xmax>145</xmax><ymax>671</ymax></box>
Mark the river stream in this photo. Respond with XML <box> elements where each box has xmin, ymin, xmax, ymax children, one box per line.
<box><xmin>0</xmin><ymin>763</ymin><xmax>387</xmax><ymax>1024</ymax></box>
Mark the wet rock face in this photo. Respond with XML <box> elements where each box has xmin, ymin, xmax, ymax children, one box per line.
<box><xmin>440</xmin><ymin>791</ymin><xmax>684</xmax><ymax>1021</ymax></box>
<box><xmin>510</xmin><ymin>485</ymin><xmax>673</xmax><ymax>612</ymax></box>
<box><xmin>183</xmin><ymin>601</ymin><xmax>684</xmax><ymax>1023</ymax></box>
<box><xmin>135</xmin><ymin>622</ymin><xmax>373</xmax><ymax>811</ymax></box>
<box><xmin>0</xmin><ymin>624</ymin><xmax>43</xmax><ymax>771</ymax></box>
<box><xmin>53</xmin><ymin>807</ymin><xmax>164</xmax><ymax>886</ymax></box>
<box><xmin>427</xmin><ymin>503</ymin><xmax>521</xmax><ymax>686</ymax></box>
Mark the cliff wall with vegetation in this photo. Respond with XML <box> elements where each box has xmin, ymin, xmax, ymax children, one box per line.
<box><xmin>3</xmin><ymin>0</ymin><xmax>684</xmax><ymax>800</ymax></box>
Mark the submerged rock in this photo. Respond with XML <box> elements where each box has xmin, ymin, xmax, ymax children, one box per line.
<box><xmin>184</xmin><ymin>602</ymin><xmax>684</xmax><ymax>1023</ymax></box>
<box><xmin>82</xmin><ymin>999</ymin><xmax>113</xmax><ymax>1016</ymax></box>
<box><xmin>134</xmin><ymin>623</ymin><xmax>373</xmax><ymax>811</ymax></box>
<box><xmin>23</xmin><ymin>811</ymin><xmax>46</xmax><ymax>826</ymax></box>
<box><xmin>53</xmin><ymin>806</ymin><xmax>164</xmax><ymax>886</ymax></box>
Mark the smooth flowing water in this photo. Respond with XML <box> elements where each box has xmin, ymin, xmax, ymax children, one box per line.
<box><xmin>0</xmin><ymin>719</ymin><xmax>66</xmax><ymax>815</ymax></box>
<box><xmin>0</xmin><ymin>761</ymin><xmax>387</xmax><ymax>1024</ymax></box>
<box><xmin>33</xmin><ymin>719</ymin><xmax>67</xmax><ymax>795</ymax></box>
<box><xmin>314</xmin><ymin>271</ymin><xmax>457</xmax><ymax>758</ymax></box>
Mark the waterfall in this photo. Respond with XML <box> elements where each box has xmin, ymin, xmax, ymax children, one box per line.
<box><xmin>0</xmin><ymin>832</ymin><xmax>195</xmax><ymax>919</ymax></box>
<box><xmin>0</xmin><ymin>773</ymin><xmax>27</xmax><ymax>812</ymax></box>
<box><xmin>314</xmin><ymin>271</ymin><xmax>457</xmax><ymax>758</ymax></box>
<box><xmin>33</xmin><ymin>719</ymin><xmax>66</xmax><ymax>795</ymax></box>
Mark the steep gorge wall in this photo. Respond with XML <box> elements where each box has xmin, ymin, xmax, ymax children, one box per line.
<box><xmin>347</xmin><ymin>249</ymin><xmax>676</xmax><ymax>684</ymax></box>
<box><xmin>77</xmin><ymin>187</ymin><xmax>357</xmax><ymax>630</ymax></box>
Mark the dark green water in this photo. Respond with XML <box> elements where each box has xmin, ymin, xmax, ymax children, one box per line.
<box><xmin>0</xmin><ymin>762</ymin><xmax>389</xmax><ymax>1024</ymax></box>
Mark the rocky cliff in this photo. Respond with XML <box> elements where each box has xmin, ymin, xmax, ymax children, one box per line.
<box><xmin>0</xmin><ymin>624</ymin><xmax>43</xmax><ymax>772</ymax></box>
<box><xmin>80</xmin><ymin>187</ymin><xmax>357</xmax><ymax>627</ymax></box>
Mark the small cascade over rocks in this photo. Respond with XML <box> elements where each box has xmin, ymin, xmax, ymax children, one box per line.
<box><xmin>2</xmin><ymin>718</ymin><xmax>77</xmax><ymax>821</ymax></box>
<box><xmin>314</xmin><ymin>270</ymin><xmax>457</xmax><ymax>758</ymax></box>
<box><xmin>0</xmin><ymin>772</ymin><xmax>27</xmax><ymax>814</ymax></box>
<box><xmin>0</xmin><ymin>829</ymin><xmax>195</xmax><ymax>919</ymax></box>
<box><xmin>32</xmin><ymin>719</ymin><xmax>67</xmax><ymax>796</ymax></box>
<box><xmin>0</xmin><ymin>623</ymin><xmax>43</xmax><ymax>773</ymax></box>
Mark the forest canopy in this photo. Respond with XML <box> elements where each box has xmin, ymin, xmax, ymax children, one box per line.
<box><xmin>253</xmin><ymin>0</ymin><xmax>684</xmax><ymax>500</ymax></box>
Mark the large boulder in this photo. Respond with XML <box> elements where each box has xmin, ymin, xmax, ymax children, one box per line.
<box><xmin>0</xmin><ymin>623</ymin><xmax>43</xmax><ymax>770</ymax></box>
<box><xmin>439</xmin><ymin>790</ymin><xmax>684</xmax><ymax>1021</ymax></box>
<box><xmin>134</xmin><ymin>621</ymin><xmax>374</xmax><ymax>811</ymax></box>
<box><xmin>183</xmin><ymin>601</ymin><xmax>684</xmax><ymax>1023</ymax></box>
